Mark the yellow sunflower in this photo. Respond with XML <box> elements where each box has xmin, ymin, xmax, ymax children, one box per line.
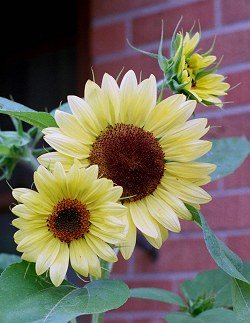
<box><xmin>38</xmin><ymin>71</ymin><xmax>216</xmax><ymax>259</ymax></box>
<box><xmin>174</xmin><ymin>32</ymin><xmax>230</xmax><ymax>107</ymax></box>
<box><xmin>12</xmin><ymin>162</ymin><xmax>127</xmax><ymax>286</ymax></box>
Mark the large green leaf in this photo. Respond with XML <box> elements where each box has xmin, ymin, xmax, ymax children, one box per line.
<box><xmin>180</xmin><ymin>268</ymin><xmax>232</xmax><ymax>308</ymax></box>
<box><xmin>231</xmin><ymin>279</ymin><xmax>250</xmax><ymax>323</ymax></box>
<box><xmin>130</xmin><ymin>287</ymin><xmax>185</xmax><ymax>307</ymax></box>
<box><xmin>165</xmin><ymin>308</ymin><xmax>237</xmax><ymax>322</ymax></box>
<box><xmin>0</xmin><ymin>253</ymin><xmax>21</xmax><ymax>274</ymax></box>
<box><xmin>0</xmin><ymin>97</ymin><xmax>57</xmax><ymax>129</ymax></box>
<box><xmin>0</xmin><ymin>261</ymin><xmax>130</xmax><ymax>323</ymax></box>
<box><xmin>190</xmin><ymin>205</ymin><xmax>249</xmax><ymax>283</ymax></box>
<box><xmin>199</xmin><ymin>137</ymin><xmax>250</xmax><ymax>181</ymax></box>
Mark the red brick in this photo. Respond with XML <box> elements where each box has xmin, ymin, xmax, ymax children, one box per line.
<box><xmin>226</xmin><ymin>70</ymin><xmax>250</xmax><ymax>108</ymax></box>
<box><xmin>180</xmin><ymin>194</ymin><xmax>250</xmax><ymax>232</ymax></box>
<box><xmin>133</xmin><ymin>319</ymin><xmax>164</xmax><ymax>323</ymax></box>
<box><xmin>223</xmin><ymin>157</ymin><xmax>250</xmax><ymax>189</ymax></box>
<box><xmin>93</xmin><ymin>53</ymin><xmax>162</xmax><ymax>84</ymax></box>
<box><xmin>112</xmin><ymin>251</ymin><xmax>128</xmax><ymax>274</ymax></box>
<box><xmin>206</xmin><ymin>113</ymin><xmax>250</xmax><ymax>139</ymax></box>
<box><xmin>121</xmin><ymin>279</ymin><xmax>174</xmax><ymax>312</ymax></box>
<box><xmin>221</xmin><ymin>0</ymin><xmax>250</xmax><ymax>25</ymax></box>
<box><xmin>201</xmin><ymin>194</ymin><xmax>250</xmax><ymax>230</ymax></box>
<box><xmin>92</xmin><ymin>0</ymin><xmax>165</xmax><ymax>19</ymax></box>
<box><xmin>91</xmin><ymin>22</ymin><xmax>126</xmax><ymax>56</ymax></box>
<box><xmin>133</xmin><ymin>1</ymin><xmax>214</xmax><ymax>46</ymax></box>
<box><xmin>135</xmin><ymin>237</ymin><xmax>217</xmax><ymax>273</ymax></box>
<box><xmin>200</xmin><ymin>30</ymin><xmax>250</xmax><ymax>67</ymax></box>
<box><xmin>104</xmin><ymin>319</ymin><xmax>127</xmax><ymax>323</ymax></box>
<box><xmin>226</xmin><ymin>234</ymin><xmax>250</xmax><ymax>261</ymax></box>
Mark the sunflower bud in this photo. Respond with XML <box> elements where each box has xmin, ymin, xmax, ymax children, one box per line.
<box><xmin>169</xmin><ymin>30</ymin><xmax>230</xmax><ymax>108</ymax></box>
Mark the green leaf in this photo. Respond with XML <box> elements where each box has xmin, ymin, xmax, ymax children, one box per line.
<box><xmin>190</xmin><ymin>206</ymin><xmax>249</xmax><ymax>284</ymax></box>
<box><xmin>0</xmin><ymin>144</ymin><xmax>10</xmax><ymax>155</ymax></box>
<box><xmin>180</xmin><ymin>268</ymin><xmax>232</xmax><ymax>308</ymax></box>
<box><xmin>0</xmin><ymin>131</ymin><xmax>31</xmax><ymax>148</ymax></box>
<box><xmin>199</xmin><ymin>137</ymin><xmax>250</xmax><ymax>181</ymax></box>
<box><xmin>232</xmin><ymin>278</ymin><xmax>250</xmax><ymax>322</ymax></box>
<box><xmin>165</xmin><ymin>308</ymin><xmax>237</xmax><ymax>322</ymax></box>
<box><xmin>165</xmin><ymin>311</ymin><xmax>194</xmax><ymax>322</ymax></box>
<box><xmin>0</xmin><ymin>97</ymin><xmax>57</xmax><ymax>129</ymax></box>
<box><xmin>0</xmin><ymin>261</ymin><xmax>130</xmax><ymax>323</ymax></box>
<box><xmin>0</xmin><ymin>253</ymin><xmax>21</xmax><ymax>274</ymax></box>
<box><xmin>130</xmin><ymin>287</ymin><xmax>185</xmax><ymax>307</ymax></box>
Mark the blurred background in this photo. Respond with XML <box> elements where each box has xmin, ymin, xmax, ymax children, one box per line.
<box><xmin>0</xmin><ymin>0</ymin><xmax>249</xmax><ymax>322</ymax></box>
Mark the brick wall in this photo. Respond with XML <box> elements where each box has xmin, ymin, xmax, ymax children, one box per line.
<box><xmin>90</xmin><ymin>1</ymin><xmax>250</xmax><ymax>322</ymax></box>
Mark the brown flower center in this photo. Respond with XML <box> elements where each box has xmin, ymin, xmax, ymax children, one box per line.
<box><xmin>89</xmin><ymin>123</ymin><xmax>165</xmax><ymax>202</ymax></box>
<box><xmin>47</xmin><ymin>199</ymin><xmax>90</xmax><ymax>243</ymax></box>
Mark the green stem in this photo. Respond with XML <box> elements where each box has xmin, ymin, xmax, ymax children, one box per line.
<box><xmin>27</xmin><ymin>150</ymin><xmax>40</xmax><ymax>171</ymax></box>
<box><xmin>91</xmin><ymin>313</ymin><xmax>104</xmax><ymax>323</ymax></box>
<box><xmin>21</xmin><ymin>148</ymin><xmax>39</xmax><ymax>172</ymax></box>
<box><xmin>91</xmin><ymin>248</ymin><xmax>119</xmax><ymax>323</ymax></box>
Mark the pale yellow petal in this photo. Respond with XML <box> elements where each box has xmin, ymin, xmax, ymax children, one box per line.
<box><xmin>84</xmin><ymin>80</ymin><xmax>109</xmax><ymax>128</ymax></box>
<box><xmin>71</xmin><ymin>238</ymin><xmax>101</xmax><ymax>278</ymax></box>
<box><xmin>70</xmin><ymin>239</ymin><xmax>89</xmax><ymax>277</ymax></box>
<box><xmin>129</xmin><ymin>201</ymin><xmax>158</xmax><ymax>238</ymax></box>
<box><xmin>159</xmin><ymin>118</ymin><xmax>209</xmax><ymax>146</ymax></box>
<box><xmin>154</xmin><ymin>187</ymin><xmax>192</xmax><ymax>220</ymax></box>
<box><xmin>44</xmin><ymin>131</ymin><xmax>90</xmax><ymax>159</ymax></box>
<box><xmin>12</xmin><ymin>188</ymin><xmax>32</xmax><ymax>202</ymax></box>
<box><xmin>38</xmin><ymin>152</ymin><xmax>78</xmax><ymax>172</ymax></box>
<box><xmin>144</xmin><ymin>97</ymin><xmax>196</xmax><ymax>137</ymax></box>
<box><xmin>163</xmin><ymin>140</ymin><xmax>212</xmax><ymax>162</ymax></box>
<box><xmin>55</xmin><ymin>110</ymin><xmax>94</xmax><ymax>144</ymax></box>
<box><xmin>145</xmin><ymin>195</ymin><xmax>181</xmax><ymax>232</ymax></box>
<box><xmin>85</xmin><ymin>234</ymin><xmax>118</xmax><ymax>262</ymax></box>
<box><xmin>83</xmin><ymin>239</ymin><xmax>101</xmax><ymax>278</ymax></box>
<box><xmin>12</xmin><ymin>218</ymin><xmax>46</xmax><ymax>230</ymax></box>
<box><xmin>67</xmin><ymin>95</ymin><xmax>101</xmax><ymax>136</ymax></box>
<box><xmin>143</xmin><ymin>223</ymin><xmax>169</xmax><ymax>249</ymax></box>
<box><xmin>19</xmin><ymin>191</ymin><xmax>53</xmax><ymax>214</ymax></box>
<box><xmin>11</xmin><ymin>204</ymin><xmax>46</xmax><ymax>220</ymax></box>
<box><xmin>119</xmin><ymin>70</ymin><xmax>138</xmax><ymax>123</ymax></box>
<box><xmin>50</xmin><ymin>242</ymin><xmax>69</xmax><ymax>287</ymax></box>
<box><xmin>101</xmin><ymin>73</ymin><xmax>120</xmax><ymax>123</ymax></box>
<box><xmin>34</xmin><ymin>168</ymin><xmax>63</xmax><ymax>204</ymax></box>
<box><xmin>129</xmin><ymin>74</ymin><xmax>157</xmax><ymax>126</ymax></box>
<box><xmin>120</xmin><ymin>210</ymin><xmax>137</xmax><ymax>260</ymax></box>
<box><xmin>89</xmin><ymin>225</ymin><xmax>126</xmax><ymax>244</ymax></box>
<box><xmin>162</xmin><ymin>175</ymin><xmax>212</xmax><ymax>204</ymax></box>
<box><xmin>35</xmin><ymin>237</ymin><xmax>61</xmax><ymax>275</ymax></box>
<box><xmin>166</xmin><ymin>162</ymin><xmax>216</xmax><ymax>178</ymax></box>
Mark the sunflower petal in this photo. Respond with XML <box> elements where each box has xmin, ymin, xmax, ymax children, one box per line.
<box><xmin>50</xmin><ymin>242</ymin><xmax>69</xmax><ymax>287</ymax></box>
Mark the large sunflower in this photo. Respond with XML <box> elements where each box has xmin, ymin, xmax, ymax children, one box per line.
<box><xmin>38</xmin><ymin>71</ymin><xmax>216</xmax><ymax>259</ymax></box>
<box><xmin>12</xmin><ymin>162</ymin><xmax>127</xmax><ymax>286</ymax></box>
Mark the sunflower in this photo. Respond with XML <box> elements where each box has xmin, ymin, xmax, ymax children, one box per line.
<box><xmin>38</xmin><ymin>71</ymin><xmax>216</xmax><ymax>259</ymax></box>
<box><xmin>174</xmin><ymin>32</ymin><xmax>230</xmax><ymax>107</ymax></box>
<box><xmin>12</xmin><ymin>162</ymin><xmax>127</xmax><ymax>286</ymax></box>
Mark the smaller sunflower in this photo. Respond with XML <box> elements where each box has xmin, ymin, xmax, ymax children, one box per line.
<box><xmin>12</xmin><ymin>162</ymin><xmax>127</xmax><ymax>286</ymax></box>
<box><xmin>173</xmin><ymin>31</ymin><xmax>230</xmax><ymax>107</ymax></box>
